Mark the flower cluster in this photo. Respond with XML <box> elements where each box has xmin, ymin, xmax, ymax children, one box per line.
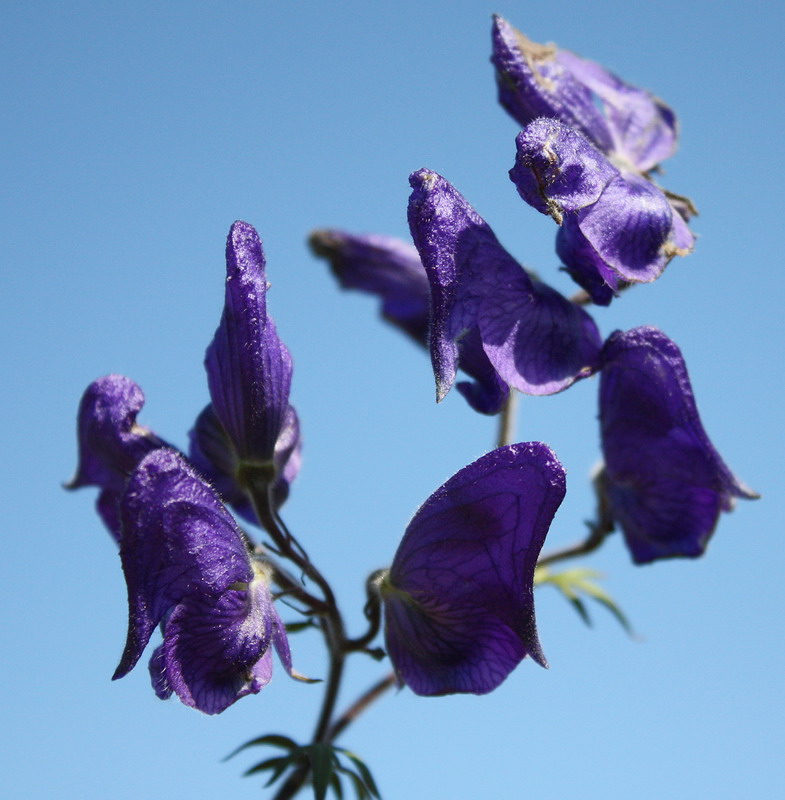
<box><xmin>69</xmin><ymin>221</ymin><xmax>301</xmax><ymax>714</ymax></box>
<box><xmin>69</xmin><ymin>14</ymin><xmax>757</xmax><ymax>798</ymax></box>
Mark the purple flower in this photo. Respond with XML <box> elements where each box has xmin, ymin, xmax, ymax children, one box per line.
<box><xmin>599</xmin><ymin>327</ymin><xmax>758</xmax><ymax>564</ymax></box>
<box><xmin>113</xmin><ymin>448</ymin><xmax>293</xmax><ymax>714</ymax></box>
<box><xmin>511</xmin><ymin>118</ymin><xmax>693</xmax><ymax>305</ymax></box>
<box><xmin>491</xmin><ymin>15</ymin><xmax>678</xmax><ymax>172</ymax></box>
<box><xmin>309</xmin><ymin>228</ymin><xmax>431</xmax><ymax>346</ymax></box>
<box><xmin>408</xmin><ymin>168</ymin><xmax>602</xmax><ymax>408</ymax></box>
<box><xmin>67</xmin><ymin>375</ymin><xmax>168</xmax><ymax>539</ymax></box>
<box><xmin>492</xmin><ymin>16</ymin><xmax>694</xmax><ymax>304</ymax></box>
<box><xmin>379</xmin><ymin>442</ymin><xmax>565</xmax><ymax>696</ymax></box>
<box><xmin>201</xmin><ymin>221</ymin><xmax>301</xmax><ymax>525</ymax></box>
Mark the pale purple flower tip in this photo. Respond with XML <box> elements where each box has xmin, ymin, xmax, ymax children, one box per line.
<box><xmin>599</xmin><ymin>327</ymin><xmax>758</xmax><ymax>564</ymax></box>
<box><xmin>114</xmin><ymin>448</ymin><xmax>293</xmax><ymax>714</ymax></box>
<box><xmin>381</xmin><ymin>442</ymin><xmax>566</xmax><ymax>696</ymax></box>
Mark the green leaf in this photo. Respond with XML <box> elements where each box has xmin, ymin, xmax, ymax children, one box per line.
<box><xmin>335</xmin><ymin>766</ymin><xmax>370</xmax><ymax>800</ymax></box>
<box><xmin>330</xmin><ymin>771</ymin><xmax>345</xmax><ymax>800</ymax></box>
<box><xmin>308</xmin><ymin>743</ymin><xmax>336</xmax><ymax>800</ymax></box>
<box><xmin>224</xmin><ymin>733</ymin><xmax>299</xmax><ymax>761</ymax></box>
<box><xmin>340</xmin><ymin>751</ymin><xmax>381</xmax><ymax>798</ymax></box>
<box><xmin>243</xmin><ymin>755</ymin><xmax>291</xmax><ymax>779</ymax></box>
<box><xmin>535</xmin><ymin>566</ymin><xmax>634</xmax><ymax>635</ymax></box>
<box><xmin>285</xmin><ymin>619</ymin><xmax>317</xmax><ymax>633</ymax></box>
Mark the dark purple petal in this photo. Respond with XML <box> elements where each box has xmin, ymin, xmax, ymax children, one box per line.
<box><xmin>160</xmin><ymin>576</ymin><xmax>278</xmax><ymax>715</ymax></box>
<box><xmin>188</xmin><ymin>402</ymin><xmax>301</xmax><ymax>525</ymax></box>
<box><xmin>511</xmin><ymin>119</ymin><xmax>618</xmax><ymax>223</ymax></box>
<box><xmin>575</xmin><ymin>173</ymin><xmax>675</xmax><ymax>284</ymax></box>
<box><xmin>383</xmin><ymin>443</ymin><xmax>566</xmax><ymax>696</ymax></box>
<box><xmin>556</xmin><ymin>219</ymin><xmax>620</xmax><ymax>306</ymax></box>
<box><xmin>478</xmin><ymin>278</ymin><xmax>601</xmax><ymax>395</ymax></box>
<box><xmin>491</xmin><ymin>16</ymin><xmax>614</xmax><ymax>153</ymax></box>
<box><xmin>599</xmin><ymin>327</ymin><xmax>757</xmax><ymax>564</ymax></box>
<box><xmin>67</xmin><ymin>375</ymin><xmax>169</xmax><ymax>541</ymax></box>
<box><xmin>205</xmin><ymin>221</ymin><xmax>293</xmax><ymax>467</ymax></box>
<box><xmin>408</xmin><ymin>168</ymin><xmax>600</xmax><ymax>401</ymax></box>
<box><xmin>68</xmin><ymin>375</ymin><xmax>167</xmax><ymax>494</ymax></box>
<box><xmin>512</xmin><ymin>121</ymin><xmax>692</xmax><ymax>298</ymax></box>
<box><xmin>188</xmin><ymin>404</ymin><xmax>257</xmax><ymax>525</ymax></box>
<box><xmin>309</xmin><ymin>229</ymin><xmax>431</xmax><ymax>346</ymax></box>
<box><xmin>556</xmin><ymin>49</ymin><xmax>678</xmax><ymax>172</ymax></box>
<box><xmin>149</xmin><ymin>644</ymin><xmax>172</xmax><ymax>700</ymax></box>
<box><xmin>114</xmin><ymin>449</ymin><xmax>252</xmax><ymax>679</ymax></box>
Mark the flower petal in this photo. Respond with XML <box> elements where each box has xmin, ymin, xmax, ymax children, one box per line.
<box><xmin>599</xmin><ymin>327</ymin><xmax>758</xmax><ymax>564</ymax></box>
<box><xmin>491</xmin><ymin>16</ymin><xmax>614</xmax><ymax>153</ymax></box>
<box><xmin>478</xmin><ymin>278</ymin><xmax>601</xmax><ymax>395</ymax></box>
<box><xmin>383</xmin><ymin>443</ymin><xmax>566</xmax><ymax>695</ymax></box>
<box><xmin>68</xmin><ymin>374</ymin><xmax>166</xmax><ymax>493</ymax></box>
<box><xmin>161</xmin><ymin>578</ymin><xmax>277</xmax><ymax>715</ymax></box>
<box><xmin>511</xmin><ymin>118</ymin><xmax>618</xmax><ymax>223</ymax></box>
<box><xmin>114</xmin><ymin>449</ymin><xmax>252</xmax><ymax>679</ymax></box>
<box><xmin>576</xmin><ymin>173</ymin><xmax>675</xmax><ymax>284</ymax></box>
<box><xmin>556</xmin><ymin>48</ymin><xmax>678</xmax><ymax>171</ymax></box>
<box><xmin>205</xmin><ymin>221</ymin><xmax>293</xmax><ymax>466</ymax></box>
<box><xmin>309</xmin><ymin>229</ymin><xmax>431</xmax><ymax>346</ymax></box>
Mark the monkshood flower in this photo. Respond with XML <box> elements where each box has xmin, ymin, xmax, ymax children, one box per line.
<box><xmin>113</xmin><ymin>447</ymin><xmax>294</xmax><ymax>714</ymax></box>
<box><xmin>408</xmin><ymin>168</ymin><xmax>602</xmax><ymax>409</ymax></box>
<box><xmin>491</xmin><ymin>15</ymin><xmax>678</xmax><ymax>173</ymax></box>
<box><xmin>309</xmin><ymin>228</ymin><xmax>431</xmax><ymax>346</ymax></box>
<box><xmin>311</xmin><ymin>226</ymin><xmax>514</xmax><ymax>415</ymax></box>
<box><xmin>492</xmin><ymin>16</ymin><xmax>694</xmax><ymax>305</ymax></box>
<box><xmin>67</xmin><ymin>374</ymin><xmax>168</xmax><ymax>540</ymax></box>
<box><xmin>510</xmin><ymin>118</ymin><xmax>693</xmax><ymax>306</ymax></box>
<box><xmin>599</xmin><ymin>327</ymin><xmax>758</xmax><ymax>564</ymax></box>
<box><xmin>198</xmin><ymin>220</ymin><xmax>301</xmax><ymax>526</ymax></box>
<box><xmin>378</xmin><ymin>442</ymin><xmax>566</xmax><ymax>696</ymax></box>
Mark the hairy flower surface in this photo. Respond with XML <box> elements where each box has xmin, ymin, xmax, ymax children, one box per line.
<box><xmin>113</xmin><ymin>448</ymin><xmax>292</xmax><ymax>714</ymax></box>
<box><xmin>491</xmin><ymin>15</ymin><xmax>678</xmax><ymax>172</ymax></box>
<box><xmin>599</xmin><ymin>327</ymin><xmax>757</xmax><ymax>563</ymax></box>
<box><xmin>380</xmin><ymin>443</ymin><xmax>566</xmax><ymax>696</ymax></box>
<box><xmin>67</xmin><ymin>375</ymin><xmax>168</xmax><ymax>539</ymax></box>
<box><xmin>408</xmin><ymin>168</ymin><xmax>601</xmax><ymax>408</ymax></box>
<box><xmin>199</xmin><ymin>221</ymin><xmax>301</xmax><ymax>525</ymax></box>
<box><xmin>493</xmin><ymin>16</ymin><xmax>693</xmax><ymax>304</ymax></box>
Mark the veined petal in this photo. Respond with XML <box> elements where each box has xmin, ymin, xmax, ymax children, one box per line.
<box><xmin>491</xmin><ymin>16</ymin><xmax>614</xmax><ymax>153</ymax></box>
<box><xmin>511</xmin><ymin>118</ymin><xmax>618</xmax><ymax>223</ymax></box>
<box><xmin>408</xmin><ymin>169</ymin><xmax>524</xmax><ymax>401</ymax></box>
<box><xmin>576</xmin><ymin>173</ymin><xmax>675</xmax><ymax>284</ymax></box>
<box><xmin>382</xmin><ymin>443</ymin><xmax>566</xmax><ymax>695</ymax></box>
<box><xmin>205</xmin><ymin>221</ymin><xmax>293</xmax><ymax>466</ymax></box>
<box><xmin>68</xmin><ymin>375</ymin><xmax>169</xmax><ymax>541</ymax></box>
<box><xmin>68</xmin><ymin>374</ymin><xmax>166</xmax><ymax>494</ymax></box>
<box><xmin>114</xmin><ymin>449</ymin><xmax>252</xmax><ymax>679</ymax></box>
<box><xmin>161</xmin><ymin>576</ymin><xmax>278</xmax><ymax>715</ymax></box>
<box><xmin>309</xmin><ymin>229</ymin><xmax>431</xmax><ymax>346</ymax></box>
<box><xmin>599</xmin><ymin>327</ymin><xmax>758</xmax><ymax>564</ymax></box>
<box><xmin>556</xmin><ymin>219</ymin><xmax>620</xmax><ymax>306</ymax></box>
<box><xmin>556</xmin><ymin>49</ymin><xmax>678</xmax><ymax>172</ymax></box>
<box><xmin>408</xmin><ymin>167</ymin><xmax>600</xmax><ymax>402</ymax></box>
<box><xmin>478</xmin><ymin>278</ymin><xmax>601</xmax><ymax>395</ymax></box>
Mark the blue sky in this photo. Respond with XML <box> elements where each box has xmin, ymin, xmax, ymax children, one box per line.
<box><xmin>2</xmin><ymin>1</ymin><xmax>783</xmax><ymax>798</ymax></box>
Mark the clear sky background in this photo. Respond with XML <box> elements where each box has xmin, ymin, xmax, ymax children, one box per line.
<box><xmin>2</xmin><ymin>1</ymin><xmax>783</xmax><ymax>798</ymax></box>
